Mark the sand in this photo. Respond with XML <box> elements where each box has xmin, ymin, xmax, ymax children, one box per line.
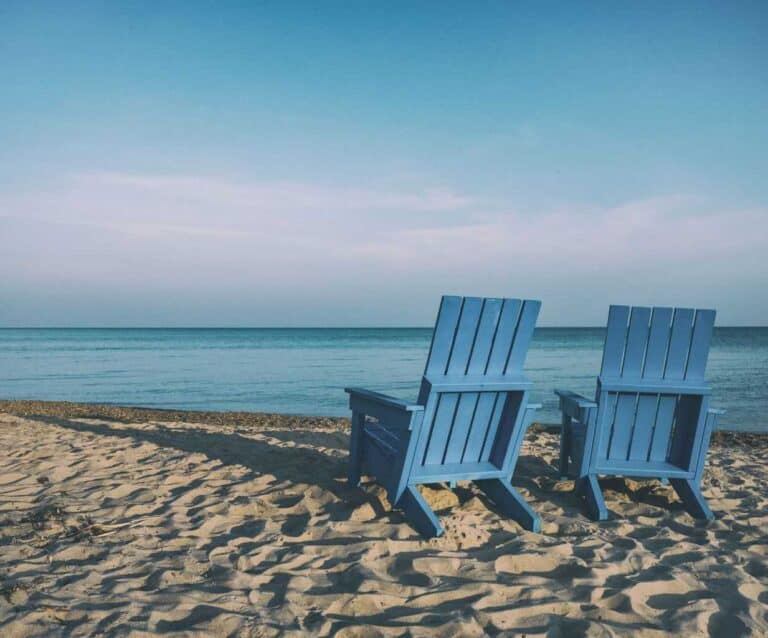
<box><xmin>0</xmin><ymin>401</ymin><xmax>766</xmax><ymax>637</ymax></box>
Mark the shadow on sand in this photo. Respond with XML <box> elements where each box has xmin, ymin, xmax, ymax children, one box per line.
<box><xmin>33</xmin><ymin>415</ymin><xmax>375</xmax><ymax>509</ymax></box>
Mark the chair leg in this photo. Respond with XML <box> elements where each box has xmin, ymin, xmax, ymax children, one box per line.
<box><xmin>476</xmin><ymin>478</ymin><xmax>541</xmax><ymax>532</ymax></box>
<box><xmin>580</xmin><ymin>475</ymin><xmax>608</xmax><ymax>521</ymax></box>
<box><xmin>397</xmin><ymin>485</ymin><xmax>444</xmax><ymax>538</ymax></box>
<box><xmin>670</xmin><ymin>478</ymin><xmax>714</xmax><ymax>520</ymax></box>
<box><xmin>347</xmin><ymin>412</ymin><xmax>364</xmax><ymax>487</ymax></box>
<box><xmin>559</xmin><ymin>418</ymin><xmax>571</xmax><ymax>480</ymax></box>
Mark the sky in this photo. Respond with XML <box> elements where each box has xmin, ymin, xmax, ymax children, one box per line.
<box><xmin>1</xmin><ymin>1</ymin><xmax>766</xmax><ymax>326</ymax></box>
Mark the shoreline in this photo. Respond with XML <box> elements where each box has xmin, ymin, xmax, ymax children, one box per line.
<box><xmin>0</xmin><ymin>399</ymin><xmax>349</xmax><ymax>432</ymax></box>
<box><xmin>0</xmin><ymin>398</ymin><xmax>765</xmax><ymax>447</ymax></box>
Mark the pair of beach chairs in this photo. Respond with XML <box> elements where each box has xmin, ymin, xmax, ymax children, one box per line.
<box><xmin>345</xmin><ymin>296</ymin><xmax>723</xmax><ymax>538</ymax></box>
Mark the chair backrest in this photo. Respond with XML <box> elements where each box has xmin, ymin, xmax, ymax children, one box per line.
<box><xmin>600</xmin><ymin>305</ymin><xmax>715</xmax><ymax>383</ymax></box>
<box><xmin>594</xmin><ymin>305</ymin><xmax>715</xmax><ymax>468</ymax></box>
<box><xmin>413</xmin><ymin>296</ymin><xmax>540</xmax><ymax>474</ymax></box>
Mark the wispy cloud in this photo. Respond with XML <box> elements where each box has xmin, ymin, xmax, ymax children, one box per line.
<box><xmin>1</xmin><ymin>172</ymin><xmax>472</xmax><ymax>241</ymax></box>
<box><xmin>346</xmin><ymin>194</ymin><xmax>768</xmax><ymax>274</ymax></box>
<box><xmin>80</xmin><ymin>172</ymin><xmax>472</xmax><ymax>213</ymax></box>
<box><xmin>2</xmin><ymin>171</ymin><xmax>766</xmax><ymax>324</ymax></box>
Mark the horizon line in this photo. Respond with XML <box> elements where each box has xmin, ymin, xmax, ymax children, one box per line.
<box><xmin>1</xmin><ymin>325</ymin><xmax>766</xmax><ymax>330</ymax></box>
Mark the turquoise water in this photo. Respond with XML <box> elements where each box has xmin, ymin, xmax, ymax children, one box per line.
<box><xmin>0</xmin><ymin>328</ymin><xmax>766</xmax><ymax>431</ymax></box>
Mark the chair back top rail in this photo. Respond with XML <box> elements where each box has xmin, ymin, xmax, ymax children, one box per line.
<box><xmin>424</xmin><ymin>372</ymin><xmax>533</xmax><ymax>393</ymax></box>
<box><xmin>597</xmin><ymin>377</ymin><xmax>711</xmax><ymax>395</ymax></box>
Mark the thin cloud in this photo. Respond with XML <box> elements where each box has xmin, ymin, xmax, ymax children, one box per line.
<box><xmin>2</xmin><ymin>172</ymin><xmax>766</xmax><ymax>324</ymax></box>
<box><xmin>79</xmin><ymin>172</ymin><xmax>472</xmax><ymax>213</ymax></box>
<box><xmin>345</xmin><ymin>195</ymin><xmax>768</xmax><ymax>273</ymax></box>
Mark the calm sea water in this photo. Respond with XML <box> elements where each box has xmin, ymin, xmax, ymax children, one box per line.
<box><xmin>0</xmin><ymin>328</ymin><xmax>766</xmax><ymax>432</ymax></box>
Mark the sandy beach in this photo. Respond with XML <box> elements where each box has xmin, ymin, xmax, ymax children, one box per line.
<box><xmin>0</xmin><ymin>401</ymin><xmax>766</xmax><ymax>637</ymax></box>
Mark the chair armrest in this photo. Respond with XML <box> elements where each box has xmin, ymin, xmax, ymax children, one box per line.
<box><xmin>554</xmin><ymin>389</ymin><xmax>597</xmax><ymax>422</ymax></box>
<box><xmin>345</xmin><ymin>387</ymin><xmax>424</xmax><ymax>431</ymax></box>
<box><xmin>344</xmin><ymin>387</ymin><xmax>423</xmax><ymax>412</ymax></box>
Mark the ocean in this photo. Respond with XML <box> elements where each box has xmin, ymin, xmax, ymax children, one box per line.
<box><xmin>0</xmin><ymin>327</ymin><xmax>766</xmax><ymax>432</ymax></box>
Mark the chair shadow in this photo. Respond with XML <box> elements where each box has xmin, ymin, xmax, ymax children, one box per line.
<box><xmin>257</xmin><ymin>429</ymin><xmax>349</xmax><ymax>451</ymax></box>
<box><xmin>599</xmin><ymin>477</ymin><xmax>686</xmax><ymax>513</ymax></box>
<box><xmin>42</xmin><ymin>415</ymin><xmax>679</xmax><ymax>526</ymax></box>
<box><xmin>32</xmin><ymin>415</ymin><xmax>387</xmax><ymax>519</ymax></box>
<box><xmin>520</xmin><ymin>453</ymin><xmax>688</xmax><ymax>517</ymax></box>
<box><xmin>34</xmin><ymin>416</ymin><xmax>581</xmax><ymax>532</ymax></box>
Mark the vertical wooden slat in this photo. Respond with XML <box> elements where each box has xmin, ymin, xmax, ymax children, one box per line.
<box><xmin>648</xmin><ymin>396</ymin><xmax>677</xmax><ymax>461</ymax></box>
<box><xmin>596</xmin><ymin>392</ymin><xmax>618</xmax><ymax>459</ymax></box>
<box><xmin>460</xmin><ymin>392</ymin><xmax>498</xmax><ymax>463</ymax></box>
<box><xmin>485</xmin><ymin>299</ymin><xmax>522</xmax><ymax>374</ymax></box>
<box><xmin>643</xmin><ymin>307</ymin><xmax>673</xmax><ymax>379</ymax></box>
<box><xmin>423</xmin><ymin>393</ymin><xmax>459</xmax><ymax>466</ymax></box>
<box><xmin>347</xmin><ymin>410</ymin><xmax>365</xmax><ymax>485</ymax></box>
<box><xmin>665</xmin><ymin>410</ymin><xmax>678</xmax><ymax>461</ymax></box>
<box><xmin>664</xmin><ymin>308</ymin><xmax>694</xmax><ymax>380</ymax></box>
<box><xmin>685</xmin><ymin>309</ymin><xmax>715</xmax><ymax>381</ymax></box>
<box><xmin>443</xmin><ymin>393</ymin><xmax>479</xmax><ymax>463</ymax></box>
<box><xmin>505</xmin><ymin>300</ymin><xmax>541</xmax><ymax>373</ymax></box>
<box><xmin>446</xmin><ymin>297</ymin><xmax>484</xmax><ymax>375</ymax></box>
<box><xmin>466</xmin><ymin>298</ymin><xmax>504</xmax><ymax>375</ymax></box>
<box><xmin>608</xmin><ymin>393</ymin><xmax>638</xmax><ymax>460</ymax></box>
<box><xmin>628</xmin><ymin>394</ymin><xmax>659</xmax><ymax>461</ymax></box>
<box><xmin>423</xmin><ymin>296</ymin><xmax>463</xmax><ymax>376</ymax></box>
<box><xmin>499</xmin><ymin>391</ymin><xmax>531</xmax><ymax>474</ymax></box>
<box><xmin>600</xmin><ymin>305</ymin><xmax>630</xmax><ymax>377</ymax></box>
<box><xmin>693</xmin><ymin>398</ymin><xmax>716</xmax><ymax>482</ymax></box>
<box><xmin>410</xmin><ymin>392</ymin><xmax>439</xmax><ymax>472</ymax></box>
<box><xmin>621</xmin><ymin>307</ymin><xmax>651</xmax><ymax>378</ymax></box>
<box><xmin>480</xmin><ymin>392</ymin><xmax>507</xmax><ymax>461</ymax></box>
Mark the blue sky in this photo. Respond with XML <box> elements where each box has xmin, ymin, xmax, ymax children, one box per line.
<box><xmin>1</xmin><ymin>1</ymin><xmax>766</xmax><ymax>326</ymax></box>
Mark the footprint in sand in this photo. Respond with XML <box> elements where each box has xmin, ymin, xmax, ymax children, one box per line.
<box><xmin>495</xmin><ymin>551</ymin><xmax>567</xmax><ymax>575</ymax></box>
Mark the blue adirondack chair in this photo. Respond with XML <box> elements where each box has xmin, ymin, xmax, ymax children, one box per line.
<box><xmin>555</xmin><ymin>305</ymin><xmax>725</xmax><ymax>521</ymax></box>
<box><xmin>345</xmin><ymin>295</ymin><xmax>542</xmax><ymax>538</ymax></box>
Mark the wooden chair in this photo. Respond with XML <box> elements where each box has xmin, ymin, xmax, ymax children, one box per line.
<box><xmin>556</xmin><ymin>305</ymin><xmax>725</xmax><ymax>521</ymax></box>
<box><xmin>346</xmin><ymin>295</ymin><xmax>542</xmax><ymax>538</ymax></box>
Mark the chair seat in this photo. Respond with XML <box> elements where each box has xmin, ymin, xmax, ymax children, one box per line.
<box><xmin>592</xmin><ymin>459</ymin><xmax>693</xmax><ymax>479</ymax></box>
